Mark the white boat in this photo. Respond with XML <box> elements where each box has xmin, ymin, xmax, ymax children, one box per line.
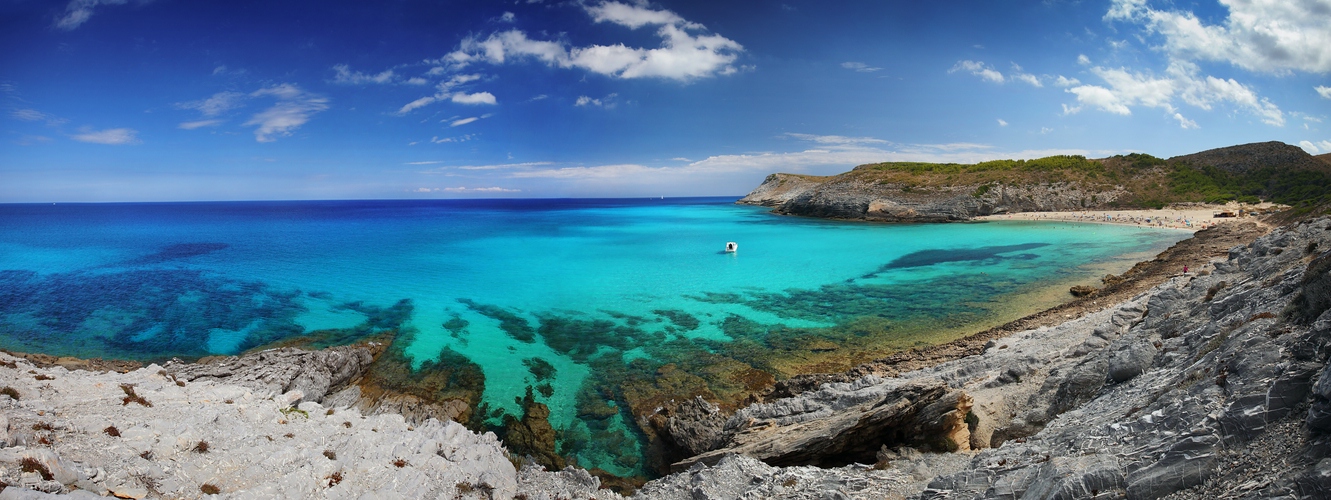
<box><xmin>724</xmin><ymin>241</ymin><xmax>737</xmax><ymax>253</ymax></box>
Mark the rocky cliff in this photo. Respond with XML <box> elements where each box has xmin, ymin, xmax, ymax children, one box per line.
<box><xmin>739</xmin><ymin>141</ymin><xmax>1331</xmax><ymax>221</ymax></box>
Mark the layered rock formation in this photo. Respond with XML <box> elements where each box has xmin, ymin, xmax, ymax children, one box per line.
<box><xmin>740</xmin><ymin>141</ymin><xmax>1329</xmax><ymax>222</ymax></box>
<box><xmin>648</xmin><ymin>215</ymin><xmax>1331</xmax><ymax>498</ymax></box>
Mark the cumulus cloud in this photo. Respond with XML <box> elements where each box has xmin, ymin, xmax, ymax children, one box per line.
<box><xmin>949</xmin><ymin>60</ymin><xmax>1041</xmax><ymax>86</ymax></box>
<box><xmin>444</xmin><ymin>1</ymin><xmax>744</xmax><ymax>81</ymax></box>
<box><xmin>1054</xmin><ymin>76</ymin><xmax>1081</xmax><ymax>87</ymax></box>
<box><xmin>1301</xmin><ymin>140</ymin><xmax>1321</xmax><ymax>154</ymax></box>
<box><xmin>71</xmin><ymin>127</ymin><xmax>139</xmax><ymax>145</ymax></box>
<box><xmin>331</xmin><ymin>64</ymin><xmax>396</xmax><ymax>85</ymax></box>
<box><xmin>997</xmin><ymin>119</ymin><xmax>1008</xmax><ymax>126</ymax></box>
<box><xmin>55</xmin><ymin>0</ymin><xmax>132</xmax><ymax>31</ymax></box>
<box><xmin>1106</xmin><ymin>0</ymin><xmax>1331</xmax><ymax>74</ymax></box>
<box><xmin>1319</xmin><ymin>86</ymin><xmax>1331</xmax><ymax>99</ymax></box>
<box><xmin>575</xmin><ymin>94</ymin><xmax>618</xmax><ymax>108</ymax></box>
<box><xmin>950</xmin><ymin>60</ymin><xmax>1005</xmax><ymax>83</ymax></box>
<box><xmin>244</xmin><ymin>84</ymin><xmax>330</xmax><ymax>142</ymax></box>
<box><xmin>1062</xmin><ymin>60</ymin><xmax>1284</xmax><ymax>127</ymax></box>
<box><xmin>451</xmin><ymin>92</ymin><xmax>497</xmax><ymax>105</ymax></box>
<box><xmin>841</xmin><ymin>62</ymin><xmax>882</xmax><ymax>73</ymax></box>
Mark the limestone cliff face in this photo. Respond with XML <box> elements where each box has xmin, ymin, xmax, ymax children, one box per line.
<box><xmin>741</xmin><ymin>176</ymin><xmax>1127</xmax><ymax>222</ymax></box>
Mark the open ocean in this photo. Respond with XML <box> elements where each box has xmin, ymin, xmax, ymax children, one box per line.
<box><xmin>0</xmin><ymin>197</ymin><xmax>1188</xmax><ymax>474</ymax></box>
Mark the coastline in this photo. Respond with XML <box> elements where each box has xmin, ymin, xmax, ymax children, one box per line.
<box><xmin>0</xmin><ymin>214</ymin><xmax>1298</xmax><ymax>498</ymax></box>
<box><xmin>974</xmin><ymin>205</ymin><xmax>1276</xmax><ymax>232</ymax></box>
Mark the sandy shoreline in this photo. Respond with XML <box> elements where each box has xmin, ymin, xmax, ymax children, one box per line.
<box><xmin>975</xmin><ymin>206</ymin><xmax>1264</xmax><ymax>232</ymax></box>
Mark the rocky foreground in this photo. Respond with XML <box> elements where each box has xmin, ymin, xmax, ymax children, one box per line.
<box><xmin>2</xmin><ymin>215</ymin><xmax>1330</xmax><ymax>499</ymax></box>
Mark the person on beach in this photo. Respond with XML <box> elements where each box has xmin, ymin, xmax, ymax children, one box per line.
<box><xmin>1183</xmin><ymin>265</ymin><xmax>1189</xmax><ymax>274</ymax></box>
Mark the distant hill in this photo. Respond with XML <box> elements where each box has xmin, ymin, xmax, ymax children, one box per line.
<box><xmin>1318</xmin><ymin>152</ymin><xmax>1331</xmax><ymax>166</ymax></box>
<box><xmin>739</xmin><ymin>141</ymin><xmax>1331</xmax><ymax>221</ymax></box>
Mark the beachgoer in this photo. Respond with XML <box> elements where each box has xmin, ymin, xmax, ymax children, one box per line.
<box><xmin>1183</xmin><ymin>265</ymin><xmax>1189</xmax><ymax>274</ymax></box>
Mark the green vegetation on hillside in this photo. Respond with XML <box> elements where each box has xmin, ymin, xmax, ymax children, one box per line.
<box><xmin>834</xmin><ymin>150</ymin><xmax>1331</xmax><ymax>211</ymax></box>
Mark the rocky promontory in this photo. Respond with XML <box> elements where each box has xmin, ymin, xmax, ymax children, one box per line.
<box><xmin>739</xmin><ymin>141</ymin><xmax>1331</xmax><ymax>222</ymax></box>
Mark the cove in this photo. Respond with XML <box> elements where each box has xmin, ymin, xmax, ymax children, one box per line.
<box><xmin>0</xmin><ymin>198</ymin><xmax>1189</xmax><ymax>475</ymax></box>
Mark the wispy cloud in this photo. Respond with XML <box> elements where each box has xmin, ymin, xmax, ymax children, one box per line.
<box><xmin>55</xmin><ymin>0</ymin><xmax>134</xmax><ymax>31</ymax></box>
<box><xmin>841</xmin><ymin>61</ymin><xmax>882</xmax><ymax>73</ymax></box>
<box><xmin>71</xmin><ymin>127</ymin><xmax>139</xmax><ymax>145</ymax></box>
<box><xmin>783</xmin><ymin>133</ymin><xmax>887</xmax><ymax>145</ymax></box>
<box><xmin>11</xmin><ymin>109</ymin><xmax>67</xmax><ymax>126</ymax></box>
<box><xmin>331</xmin><ymin>64</ymin><xmax>396</xmax><ymax>85</ymax></box>
<box><xmin>178</xmin><ymin>119</ymin><xmax>223</xmax><ymax>130</ymax></box>
<box><xmin>413</xmin><ymin>186</ymin><xmax>521</xmax><ymax>193</ymax></box>
<box><xmin>244</xmin><ymin>84</ymin><xmax>330</xmax><ymax>142</ymax></box>
<box><xmin>176</xmin><ymin>91</ymin><xmax>245</xmax><ymax>117</ymax></box>
<box><xmin>997</xmin><ymin>119</ymin><xmax>1008</xmax><ymax>126</ymax></box>
<box><xmin>444</xmin><ymin>1</ymin><xmax>744</xmax><ymax>81</ymax></box>
<box><xmin>949</xmin><ymin>60</ymin><xmax>1042</xmax><ymax>87</ymax></box>
<box><xmin>1318</xmin><ymin>86</ymin><xmax>1331</xmax><ymax>99</ymax></box>
<box><xmin>451</xmin><ymin>117</ymin><xmax>479</xmax><ymax>127</ymax></box>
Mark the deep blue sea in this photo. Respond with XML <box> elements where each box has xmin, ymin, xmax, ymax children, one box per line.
<box><xmin>0</xmin><ymin>197</ymin><xmax>1188</xmax><ymax>473</ymax></box>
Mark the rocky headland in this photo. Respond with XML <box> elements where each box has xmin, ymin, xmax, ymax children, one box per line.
<box><xmin>739</xmin><ymin>141</ymin><xmax>1331</xmax><ymax>222</ymax></box>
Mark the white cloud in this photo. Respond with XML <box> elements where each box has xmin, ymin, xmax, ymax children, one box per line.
<box><xmin>575</xmin><ymin>93</ymin><xmax>618</xmax><ymax>108</ymax></box>
<box><xmin>949</xmin><ymin>60</ymin><xmax>1042</xmax><ymax>87</ymax></box>
<box><xmin>1318</xmin><ymin>86</ymin><xmax>1331</xmax><ymax>99</ymax></box>
<box><xmin>950</xmin><ymin>60</ymin><xmax>1004</xmax><ymax>83</ymax></box>
<box><xmin>331</xmin><ymin>64</ymin><xmax>396</xmax><ymax>85</ymax></box>
<box><xmin>431</xmin><ymin>134</ymin><xmax>475</xmax><ymax>143</ymax></box>
<box><xmin>397</xmin><ymin>96</ymin><xmax>437</xmax><ymax>115</ymax></box>
<box><xmin>1301</xmin><ymin>140</ymin><xmax>1321</xmax><ymax>154</ymax></box>
<box><xmin>584</xmin><ymin>1</ymin><xmax>699</xmax><ymax>30</ymax></box>
<box><xmin>1106</xmin><ymin>0</ymin><xmax>1331</xmax><ymax>74</ymax></box>
<box><xmin>178</xmin><ymin>119</ymin><xmax>222</xmax><ymax>130</ymax></box>
<box><xmin>841</xmin><ymin>61</ymin><xmax>883</xmax><ymax>73</ymax></box>
<box><xmin>55</xmin><ymin>0</ymin><xmax>129</xmax><ymax>31</ymax></box>
<box><xmin>1054</xmin><ymin>76</ymin><xmax>1081</xmax><ymax>87</ymax></box>
<box><xmin>1012</xmin><ymin>73</ymin><xmax>1043</xmax><ymax>87</ymax></box>
<box><xmin>1062</xmin><ymin>61</ymin><xmax>1284</xmax><ymax>127</ymax></box>
<box><xmin>451</xmin><ymin>92</ymin><xmax>497</xmax><ymax>105</ymax></box>
<box><xmin>11</xmin><ymin>109</ymin><xmax>66</xmax><ymax>126</ymax></box>
<box><xmin>1077</xmin><ymin>54</ymin><xmax>1092</xmax><ymax>65</ymax></box>
<box><xmin>176</xmin><ymin>91</ymin><xmax>245</xmax><ymax>117</ymax></box>
<box><xmin>1040</xmin><ymin>127</ymin><xmax>1054</xmax><ymax>134</ymax></box>
<box><xmin>783</xmin><ymin>133</ymin><xmax>887</xmax><ymax>145</ymax></box>
<box><xmin>1172</xmin><ymin>112</ymin><xmax>1199</xmax><ymax>129</ymax></box>
<box><xmin>405</xmin><ymin>77</ymin><xmax>428</xmax><ymax>85</ymax></box>
<box><xmin>997</xmin><ymin>119</ymin><xmax>1008</xmax><ymax>126</ymax></box>
<box><xmin>451</xmin><ymin>117</ymin><xmax>479</xmax><ymax>127</ymax></box>
<box><xmin>396</xmin><ymin>74</ymin><xmax>487</xmax><ymax>115</ymax></box>
<box><xmin>244</xmin><ymin>84</ymin><xmax>330</xmax><ymax>143</ymax></box>
<box><xmin>444</xmin><ymin>2</ymin><xmax>744</xmax><ymax>81</ymax></box>
<box><xmin>499</xmin><ymin>12</ymin><xmax>515</xmax><ymax>23</ymax></box>
<box><xmin>414</xmin><ymin>186</ymin><xmax>521</xmax><ymax>193</ymax></box>
<box><xmin>71</xmin><ymin>127</ymin><xmax>139</xmax><ymax>145</ymax></box>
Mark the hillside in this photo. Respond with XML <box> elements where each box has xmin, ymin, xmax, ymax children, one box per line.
<box><xmin>739</xmin><ymin>141</ymin><xmax>1331</xmax><ymax>221</ymax></box>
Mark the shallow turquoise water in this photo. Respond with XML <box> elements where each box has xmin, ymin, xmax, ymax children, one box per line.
<box><xmin>0</xmin><ymin>198</ymin><xmax>1188</xmax><ymax>473</ymax></box>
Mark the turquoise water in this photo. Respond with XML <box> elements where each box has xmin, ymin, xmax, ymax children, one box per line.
<box><xmin>0</xmin><ymin>198</ymin><xmax>1188</xmax><ymax>473</ymax></box>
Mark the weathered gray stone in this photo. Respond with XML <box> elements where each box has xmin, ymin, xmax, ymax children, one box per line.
<box><xmin>1125</xmin><ymin>435</ymin><xmax>1219</xmax><ymax>499</ymax></box>
<box><xmin>1108</xmin><ymin>340</ymin><xmax>1157</xmax><ymax>382</ymax></box>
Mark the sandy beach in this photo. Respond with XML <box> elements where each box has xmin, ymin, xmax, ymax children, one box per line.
<box><xmin>974</xmin><ymin>205</ymin><xmax>1272</xmax><ymax>232</ymax></box>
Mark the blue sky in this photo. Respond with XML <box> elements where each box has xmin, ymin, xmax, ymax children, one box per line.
<box><xmin>2</xmin><ymin>0</ymin><xmax>1329</xmax><ymax>202</ymax></box>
